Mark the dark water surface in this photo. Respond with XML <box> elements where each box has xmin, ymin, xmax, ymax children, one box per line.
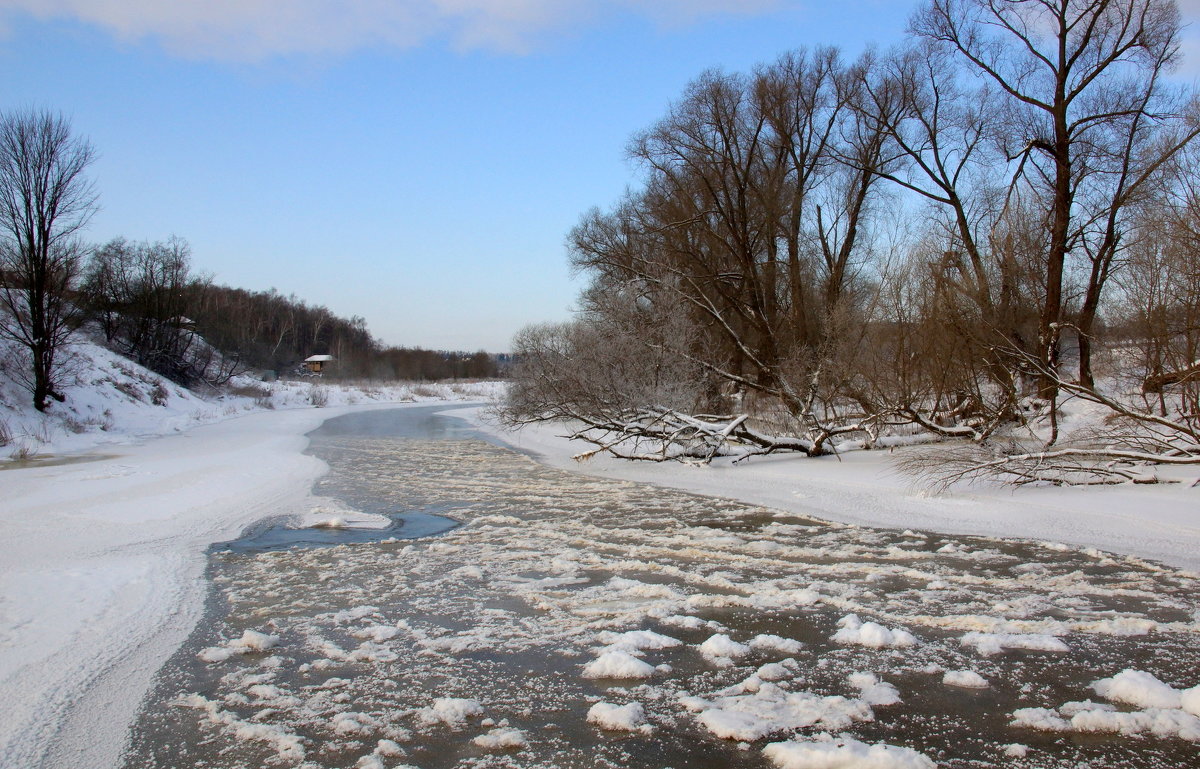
<box><xmin>215</xmin><ymin>406</ymin><xmax>477</xmax><ymax>553</ymax></box>
<box><xmin>123</xmin><ymin>406</ymin><xmax>1200</xmax><ymax>769</ymax></box>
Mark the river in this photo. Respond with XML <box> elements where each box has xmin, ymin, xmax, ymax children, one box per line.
<box><xmin>122</xmin><ymin>406</ymin><xmax>1200</xmax><ymax>769</ymax></box>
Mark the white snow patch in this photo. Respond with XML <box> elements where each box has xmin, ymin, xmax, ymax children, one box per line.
<box><xmin>959</xmin><ymin>631</ymin><xmax>1069</xmax><ymax>656</ymax></box>
<box><xmin>685</xmin><ymin>682</ymin><xmax>873</xmax><ymax>741</ymax></box>
<box><xmin>749</xmin><ymin>634</ymin><xmax>805</xmax><ymax>654</ymax></box>
<box><xmin>595</xmin><ymin>629</ymin><xmax>682</xmax><ymax>651</ymax></box>
<box><xmin>587</xmin><ymin>701</ymin><xmax>650</xmax><ymax>733</ymax></box>
<box><xmin>417</xmin><ymin>697</ymin><xmax>484</xmax><ymax>727</ymax></box>
<box><xmin>198</xmin><ymin>629</ymin><xmax>280</xmax><ymax>663</ymax></box>
<box><xmin>943</xmin><ymin>670</ymin><xmax>990</xmax><ymax>689</ymax></box>
<box><xmin>1092</xmin><ymin>669</ymin><xmax>1183</xmax><ymax>710</ymax></box>
<box><xmin>582</xmin><ymin>650</ymin><xmax>656</xmax><ymax>679</ymax></box>
<box><xmin>832</xmin><ymin>614</ymin><xmax>917</xmax><ymax>648</ymax></box>
<box><xmin>472</xmin><ymin>726</ymin><xmax>529</xmax><ymax>749</ymax></box>
<box><xmin>848</xmin><ymin>672</ymin><xmax>902</xmax><ymax>706</ymax></box>
<box><xmin>762</xmin><ymin>735</ymin><xmax>935</xmax><ymax>769</ymax></box>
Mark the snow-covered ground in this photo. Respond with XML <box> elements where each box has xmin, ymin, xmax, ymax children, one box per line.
<box><xmin>468</xmin><ymin>410</ymin><xmax>1200</xmax><ymax>574</ymax></box>
<box><xmin>0</xmin><ymin>337</ymin><xmax>503</xmax><ymax>769</ymax></box>
<box><xmin>0</xmin><ymin>335</ymin><xmax>504</xmax><ymax>461</ymax></box>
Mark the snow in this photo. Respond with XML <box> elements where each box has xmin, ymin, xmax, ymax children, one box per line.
<box><xmin>1011</xmin><ymin>669</ymin><xmax>1200</xmax><ymax>741</ymax></box>
<box><xmin>684</xmin><ymin>682</ymin><xmax>874</xmax><ymax>741</ymax></box>
<box><xmin>197</xmin><ymin>628</ymin><xmax>280</xmax><ymax>664</ymax></box>
<box><xmin>471</xmin><ymin>409</ymin><xmax>1200</xmax><ymax>573</ymax></box>
<box><xmin>1183</xmin><ymin>686</ymin><xmax>1200</xmax><ymax>717</ymax></box>
<box><xmin>587</xmin><ymin>701</ymin><xmax>650</xmax><ymax>732</ymax></box>
<box><xmin>418</xmin><ymin>697</ymin><xmax>485</xmax><ymax>727</ymax></box>
<box><xmin>832</xmin><ymin>614</ymin><xmax>917</xmax><ymax>648</ymax></box>
<box><xmin>0</xmin><ymin>342</ymin><xmax>502</xmax><ymax>769</ymax></box>
<box><xmin>1092</xmin><ymin>669</ymin><xmax>1184</xmax><ymax>709</ymax></box>
<box><xmin>582</xmin><ymin>649</ymin><xmax>657</xmax><ymax>679</ymax></box>
<box><xmin>749</xmin><ymin>633</ymin><xmax>805</xmax><ymax>654</ymax></box>
<box><xmin>848</xmin><ymin>672</ymin><xmax>902</xmax><ymax>706</ymax></box>
<box><xmin>959</xmin><ymin>631</ymin><xmax>1070</xmax><ymax>656</ymax></box>
<box><xmin>471</xmin><ymin>726</ymin><xmax>529</xmax><ymax>749</ymax></box>
<box><xmin>943</xmin><ymin>670</ymin><xmax>990</xmax><ymax>689</ymax></box>
<box><xmin>595</xmin><ymin>629</ymin><xmax>682</xmax><ymax>651</ymax></box>
<box><xmin>762</xmin><ymin>735</ymin><xmax>936</xmax><ymax>769</ymax></box>
<box><xmin>699</xmin><ymin>632</ymin><xmax>753</xmax><ymax>661</ymax></box>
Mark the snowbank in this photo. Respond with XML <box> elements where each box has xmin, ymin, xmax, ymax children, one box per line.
<box><xmin>468</xmin><ymin>409</ymin><xmax>1200</xmax><ymax>572</ymax></box>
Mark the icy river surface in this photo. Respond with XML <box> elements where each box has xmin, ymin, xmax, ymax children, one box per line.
<box><xmin>124</xmin><ymin>406</ymin><xmax>1200</xmax><ymax>769</ymax></box>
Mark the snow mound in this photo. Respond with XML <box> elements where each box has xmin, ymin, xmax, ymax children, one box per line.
<box><xmin>943</xmin><ymin>670</ymin><xmax>990</xmax><ymax>689</ymax></box>
<box><xmin>749</xmin><ymin>634</ymin><xmax>805</xmax><ymax>654</ymax></box>
<box><xmin>472</xmin><ymin>727</ymin><xmax>528</xmax><ymax>749</ymax></box>
<box><xmin>197</xmin><ymin>629</ymin><xmax>280</xmax><ymax>663</ymax></box>
<box><xmin>1012</xmin><ymin>705</ymin><xmax>1200</xmax><ymax>740</ymax></box>
<box><xmin>756</xmin><ymin>661</ymin><xmax>797</xmax><ymax>682</ymax></box>
<box><xmin>1012</xmin><ymin>672</ymin><xmax>1200</xmax><ymax>741</ymax></box>
<box><xmin>960</xmin><ymin>631</ymin><xmax>1068</xmax><ymax>656</ymax></box>
<box><xmin>699</xmin><ymin>633</ymin><xmax>752</xmax><ymax>661</ymax></box>
<box><xmin>832</xmin><ymin>614</ymin><xmax>916</xmax><ymax>648</ymax></box>
<box><xmin>587</xmin><ymin>701</ymin><xmax>650</xmax><ymax>733</ymax></box>
<box><xmin>683</xmin><ymin>682</ymin><xmax>873</xmax><ymax>741</ymax></box>
<box><xmin>1092</xmin><ymin>669</ymin><xmax>1182</xmax><ymax>710</ymax></box>
<box><xmin>595</xmin><ymin>629</ymin><xmax>682</xmax><ymax>651</ymax></box>
<box><xmin>763</xmin><ymin>735</ymin><xmax>935</xmax><ymax>769</ymax></box>
<box><xmin>417</xmin><ymin>697</ymin><xmax>484</xmax><ymax>727</ymax></box>
<box><xmin>582</xmin><ymin>650</ymin><xmax>656</xmax><ymax>679</ymax></box>
<box><xmin>848</xmin><ymin>672</ymin><xmax>902</xmax><ymax>706</ymax></box>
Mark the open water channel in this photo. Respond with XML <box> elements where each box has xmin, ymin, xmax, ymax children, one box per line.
<box><xmin>124</xmin><ymin>405</ymin><xmax>1200</xmax><ymax>769</ymax></box>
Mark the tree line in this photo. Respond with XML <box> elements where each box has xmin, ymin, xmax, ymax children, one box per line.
<box><xmin>503</xmin><ymin>0</ymin><xmax>1200</xmax><ymax>484</ymax></box>
<box><xmin>0</xmin><ymin>110</ymin><xmax>502</xmax><ymax>411</ymax></box>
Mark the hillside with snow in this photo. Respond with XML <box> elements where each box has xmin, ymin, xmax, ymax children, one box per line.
<box><xmin>0</xmin><ymin>329</ymin><xmax>504</xmax><ymax>462</ymax></box>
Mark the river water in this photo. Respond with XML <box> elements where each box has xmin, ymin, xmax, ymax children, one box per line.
<box><xmin>123</xmin><ymin>406</ymin><xmax>1200</xmax><ymax>769</ymax></box>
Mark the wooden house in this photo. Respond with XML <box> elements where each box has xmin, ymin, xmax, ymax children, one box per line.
<box><xmin>303</xmin><ymin>354</ymin><xmax>335</xmax><ymax>374</ymax></box>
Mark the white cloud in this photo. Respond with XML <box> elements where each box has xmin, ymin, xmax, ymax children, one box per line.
<box><xmin>0</xmin><ymin>0</ymin><xmax>782</xmax><ymax>60</ymax></box>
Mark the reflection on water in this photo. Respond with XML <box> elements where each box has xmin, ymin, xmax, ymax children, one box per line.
<box><xmin>217</xmin><ymin>511</ymin><xmax>461</xmax><ymax>554</ymax></box>
<box><xmin>215</xmin><ymin>406</ymin><xmax>476</xmax><ymax>554</ymax></box>
<box><xmin>0</xmin><ymin>452</ymin><xmax>117</xmax><ymax>471</ymax></box>
<box><xmin>125</xmin><ymin>407</ymin><xmax>1200</xmax><ymax>769</ymax></box>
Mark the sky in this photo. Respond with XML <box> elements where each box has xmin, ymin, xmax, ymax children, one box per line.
<box><xmin>2</xmin><ymin>0</ymin><xmax>1199</xmax><ymax>352</ymax></box>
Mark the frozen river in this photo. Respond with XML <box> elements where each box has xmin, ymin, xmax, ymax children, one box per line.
<box><xmin>123</xmin><ymin>406</ymin><xmax>1200</xmax><ymax>769</ymax></box>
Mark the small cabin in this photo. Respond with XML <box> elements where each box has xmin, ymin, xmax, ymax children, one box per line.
<box><xmin>303</xmin><ymin>354</ymin><xmax>335</xmax><ymax>374</ymax></box>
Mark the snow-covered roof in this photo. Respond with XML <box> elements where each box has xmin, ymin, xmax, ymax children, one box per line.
<box><xmin>304</xmin><ymin>355</ymin><xmax>335</xmax><ymax>362</ymax></box>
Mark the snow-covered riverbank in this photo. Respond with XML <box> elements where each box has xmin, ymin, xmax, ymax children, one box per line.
<box><xmin>0</xmin><ymin>400</ymin><xmax>491</xmax><ymax>769</ymax></box>
<box><xmin>466</xmin><ymin>408</ymin><xmax>1200</xmax><ymax>573</ymax></box>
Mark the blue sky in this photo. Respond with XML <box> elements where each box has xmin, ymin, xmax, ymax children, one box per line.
<box><xmin>1</xmin><ymin>0</ymin><xmax>1197</xmax><ymax>351</ymax></box>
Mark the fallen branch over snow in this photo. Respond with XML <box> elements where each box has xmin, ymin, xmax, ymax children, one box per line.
<box><xmin>561</xmin><ymin>407</ymin><xmax>819</xmax><ymax>463</ymax></box>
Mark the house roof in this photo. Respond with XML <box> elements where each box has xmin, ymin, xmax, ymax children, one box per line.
<box><xmin>304</xmin><ymin>355</ymin><xmax>335</xmax><ymax>362</ymax></box>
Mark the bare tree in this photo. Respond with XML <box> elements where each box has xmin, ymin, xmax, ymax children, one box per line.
<box><xmin>0</xmin><ymin>110</ymin><xmax>97</xmax><ymax>411</ymax></box>
<box><xmin>83</xmin><ymin>236</ymin><xmax>225</xmax><ymax>385</ymax></box>
<box><xmin>911</xmin><ymin>0</ymin><xmax>1196</xmax><ymax>404</ymax></box>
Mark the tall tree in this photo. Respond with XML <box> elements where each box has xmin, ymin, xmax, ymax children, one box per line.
<box><xmin>911</xmin><ymin>0</ymin><xmax>1195</xmax><ymax>402</ymax></box>
<box><xmin>0</xmin><ymin>110</ymin><xmax>97</xmax><ymax>411</ymax></box>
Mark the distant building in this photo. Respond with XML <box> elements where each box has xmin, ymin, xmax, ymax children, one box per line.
<box><xmin>303</xmin><ymin>354</ymin><xmax>335</xmax><ymax>374</ymax></box>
